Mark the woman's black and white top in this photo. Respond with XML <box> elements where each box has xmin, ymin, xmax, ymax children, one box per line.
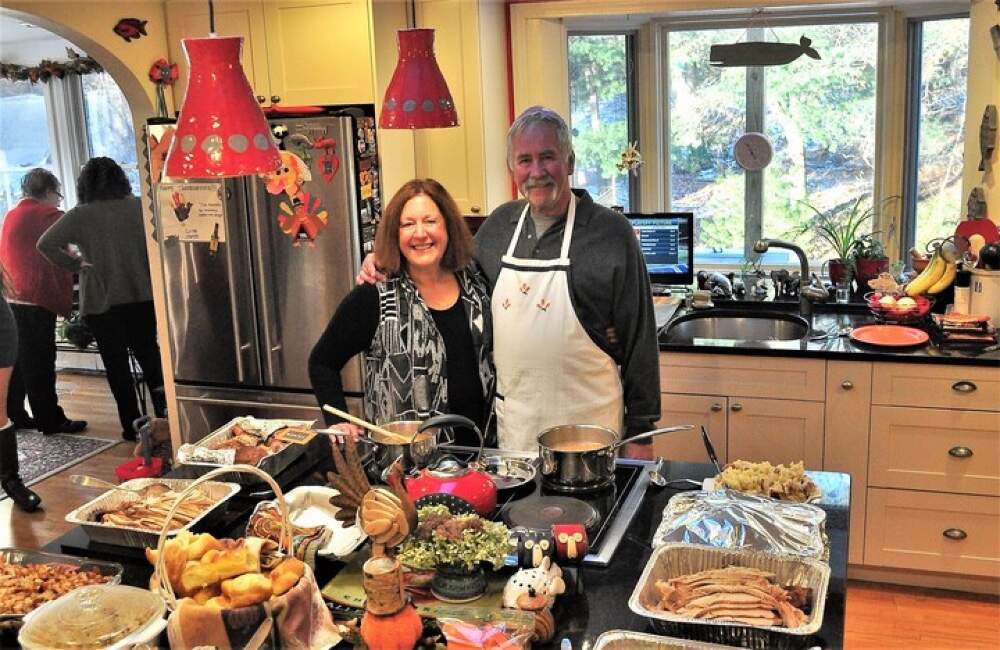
<box><xmin>309</xmin><ymin>267</ymin><xmax>494</xmax><ymax>447</ymax></box>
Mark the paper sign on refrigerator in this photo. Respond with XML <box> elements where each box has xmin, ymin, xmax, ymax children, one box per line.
<box><xmin>157</xmin><ymin>182</ymin><xmax>227</xmax><ymax>243</ymax></box>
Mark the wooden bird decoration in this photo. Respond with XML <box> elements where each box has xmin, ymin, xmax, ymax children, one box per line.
<box><xmin>979</xmin><ymin>105</ymin><xmax>997</xmax><ymax>172</ymax></box>
<box><xmin>326</xmin><ymin>443</ymin><xmax>415</xmax><ymax>557</ymax></box>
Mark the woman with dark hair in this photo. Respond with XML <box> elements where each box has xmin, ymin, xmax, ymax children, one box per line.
<box><xmin>0</xmin><ymin>271</ymin><xmax>42</xmax><ymax>511</ymax></box>
<box><xmin>0</xmin><ymin>167</ymin><xmax>86</xmax><ymax>435</ymax></box>
<box><xmin>309</xmin><ymin>179</ymin><xmax>494</xmax><ymax>446</ymax></box>
<box><xmin>37</xmin><ymin>157</ymin><xmax>166</xmax><ymax>441</ymax></box>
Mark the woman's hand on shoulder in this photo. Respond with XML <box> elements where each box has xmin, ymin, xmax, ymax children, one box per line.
<box><xmin>356</xmin><ymin>253</ymin><xmax>387</xmax><ymax>285</ymax></box>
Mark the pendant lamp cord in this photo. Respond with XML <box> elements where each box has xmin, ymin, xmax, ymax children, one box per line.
<box><xmin>208</xmin><ymin>0</ymin><xmax>216</xmax><ymax>34</ymax></box>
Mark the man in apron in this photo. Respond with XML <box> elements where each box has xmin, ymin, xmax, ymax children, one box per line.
<box><xmin>359</xmin><ymin>107</ymin><xmax>660</xmax><ymax>458</ymax></box>
<box><xmin>474</xmin><ymin>107</ymin><xmax>660</xmax><ymax>458</ymax></box>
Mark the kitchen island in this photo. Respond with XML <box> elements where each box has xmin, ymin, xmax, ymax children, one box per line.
<box><xmin>38</xmin><ymin>442</ymin><xmax>849</xmax><ymax>649</ymax></box>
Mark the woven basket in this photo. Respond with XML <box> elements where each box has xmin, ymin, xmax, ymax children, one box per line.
<box><xmin>153</xmin><ymin>464</ymin><xmax>292</xmax><ymax>610</ymax></box>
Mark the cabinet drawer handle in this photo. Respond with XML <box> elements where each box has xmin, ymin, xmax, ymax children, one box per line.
<box><xmin>841</xmin><ymin>380</ymin><xmax>854</xmax><ymax>390</ymax></box>
<box><xmin>948</xmin><ymin>446</ymin><xmax>973</xmax><ymax>458</ymax></box>
<box><xmin>470</xmin><ymin>206</ymin><xmax>481</xmax><ymax>214</ymax></box>
<box><xmin>730</xmin><ymin>403</ymin><xmax>743</xmax><ymax>412</ymax></box>
<box><xmin>710</xmin><ymin>403</ymin><xmax>723</xmax><ymax>412</ymax></box>
<box><xmin>952</xmin><ymin>381</ymin><xmax>977</xmax><ymax>393</ymax></box>
<box><xmin>270</xmin><ymin>95</ymin><xmax>282</xmax><ymax>104</ymax></box>
<box><xmin>942</xmin><ymin>528</ymin><xmax>967</xmax><ymax>541</ymax></box>
<box><xmin>256</xmin><ymin>95</ymin><xmax>266</xmax><ymax>104</ymax></box>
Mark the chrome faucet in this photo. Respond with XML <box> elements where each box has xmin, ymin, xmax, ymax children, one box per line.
<box><xmin>753</xmin><ymin>238</ymin><xmax>827</xmax><ymax>333</ymax></box>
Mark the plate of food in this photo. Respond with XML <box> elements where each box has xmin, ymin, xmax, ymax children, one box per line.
<box><xmin>66</xmin><ymin>478</ymin><xmax>241</xmax><ymax>548</ymax></box>
<box><xmin>177</xmin><ymin>417</ymin><xmax>314</xmax><ymax>484</ymax></box>
<box><xmin>705</xmin><ymin>460</ymin><xmax>822</xmax><ymax>503</ymax></box>
<box><xmin>0</xmin><ymin>549</ymin><xmax>123</xmax><ymax>623</ymax></box>
<box><xmin>246</xmin><ymin>486</ymin><xmax>367</xmax><ymax>559</ymax></box>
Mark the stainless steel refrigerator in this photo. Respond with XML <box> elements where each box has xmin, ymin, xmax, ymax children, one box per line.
<box><xmin>147</xmin><ymin>107</ymin><xmax>381</xmax><ymax>442</ymax></box>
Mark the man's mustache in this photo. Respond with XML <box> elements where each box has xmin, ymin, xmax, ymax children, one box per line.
<box><xmin>522</xmin><ymin>178</ymin><xmax>555</xmax><ymax>190</ymax></box>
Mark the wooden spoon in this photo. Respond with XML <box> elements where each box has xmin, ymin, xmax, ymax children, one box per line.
<box><xmin>321</xmin><ymin>405</ymin><xmax>414</xmax><ymax>443</ymax></box>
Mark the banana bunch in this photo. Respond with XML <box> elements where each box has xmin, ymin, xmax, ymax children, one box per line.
<box><xmin>905</xmin><ymin>249</ymin><xmax>956</xmax><ymax>297</ymax></box>
<box><xmin>360</xmin><ymin>487</ymin><xmax>410</xmax><ymax>546</ymax></box>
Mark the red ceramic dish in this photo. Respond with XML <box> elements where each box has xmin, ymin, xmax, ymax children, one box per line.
<box><xmin>850</xmin><ymin>324</ymin><xmax>929</xmax><ymax>347</ymax></box>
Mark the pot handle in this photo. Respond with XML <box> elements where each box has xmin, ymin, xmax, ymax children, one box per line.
<box><xmin>610</xmin><ymin>424</ymin><xmax>695</xmax><ymax>451</ymax></box>
<box><xmin>419</xmin><ymin>414</ymin><xmax>485</xmax><ymax>465</ymax></box>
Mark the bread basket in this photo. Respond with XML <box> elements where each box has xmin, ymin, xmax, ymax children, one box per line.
<box><xmin>152</xmin><ymin>464</ymin><xmax>292</xmax><ymax>610</ymax></box>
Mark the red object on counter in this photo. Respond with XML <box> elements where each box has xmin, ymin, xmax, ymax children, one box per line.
<box><xmin>165</xmin><ymin>36</ymin><xmax>281</xmax><ymax>177</ymax></box>
<box><xmin>379</xmin><ymin>29</ymin><xmax>458</xmax><ymax>129</ymax></box>
<box><xmin>406</xmin><ymin>463</ymin><xmax>497</xmax><ymax>517</ymax></box>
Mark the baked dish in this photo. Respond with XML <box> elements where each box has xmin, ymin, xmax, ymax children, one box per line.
<box><xmin>713</xmin><ymin>460</ymin><xmax>821</xmax><ymax>503</ymax></box>
<box><xmin>0</xmin><ymin>553</ymin><xmax>117</xmax><ymax>617</ymax></box>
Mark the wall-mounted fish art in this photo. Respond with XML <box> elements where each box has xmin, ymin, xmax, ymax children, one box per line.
<box><xmin>113</xmin><ymin>18</ymin><xmax>148</xmax><ymax>43</ymax></box>
<box><xmin>710</xmin><ymin>35</ymin><xmax>820</xmax><ymax>67</ymax></box>
<box><xmin>980</xmin><ymin>104</ymin><xmax>997</xmax><ymax>172</ymax></box>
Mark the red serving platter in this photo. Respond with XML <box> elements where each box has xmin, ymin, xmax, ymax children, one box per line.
<box><xmin>850</xmin><ymin>324</ymin><xmax>929</xmax><ymax>347</ymax></box>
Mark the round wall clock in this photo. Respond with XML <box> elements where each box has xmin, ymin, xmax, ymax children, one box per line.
<box><xmin>734</xmin><ymin>132</ymin><xmax>773</xmax><ymax>171</ymax></box>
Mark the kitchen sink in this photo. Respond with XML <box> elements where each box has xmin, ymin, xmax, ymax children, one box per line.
<box><xmin>662</xmin><ymin>309</ymin><xmax>810</xmax><ymax>342</ymax></box>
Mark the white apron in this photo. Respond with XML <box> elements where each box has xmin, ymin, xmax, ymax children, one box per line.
<box><xmin>491</xmin><ymin>195</ymin><xmax>624</xmax><ymax>451</ymax></box>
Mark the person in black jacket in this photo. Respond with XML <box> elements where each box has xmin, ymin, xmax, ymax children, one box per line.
<box><xmin>0</xmin><ymin>274</ymin><xmax>42</xmax><ymax>511</ymax></box>
<box><xmin>309</xmin><ymin>179</ymin><xmax>494</xmax><ymax>447</ymax></box>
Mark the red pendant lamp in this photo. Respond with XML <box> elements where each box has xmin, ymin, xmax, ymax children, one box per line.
<box><xmin>164</xmin><ymin>3</ymin><xmax>280</xmax><ymax>177</ymax></box>
<box><xmin>380</xmin><ymin>28</ymin><xmax>458</xmax><ymax>129</ymax></box>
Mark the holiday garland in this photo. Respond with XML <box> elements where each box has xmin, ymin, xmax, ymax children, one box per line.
<box><xmin>0</xmin><ymin>49</ymin><xmax>102</xmax><ymax>83</ymax></box>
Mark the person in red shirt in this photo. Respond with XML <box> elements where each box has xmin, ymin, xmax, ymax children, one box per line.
<box><xmin>0</xmin><ymin>169</ymin><xmax>87</xmax><ymax>434</ymax></box>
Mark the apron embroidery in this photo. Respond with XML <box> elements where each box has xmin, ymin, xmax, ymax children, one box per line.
<box><xmin>490</xmin><ymin>194</ymin><xmax>624</xmax><ymax>451</ymax></box>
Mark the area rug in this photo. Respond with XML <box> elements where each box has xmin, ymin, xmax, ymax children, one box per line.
<box><xmin>0</xmin><ymin>430</ymin><xmax>118</xmax><ymax>501</ymax></box>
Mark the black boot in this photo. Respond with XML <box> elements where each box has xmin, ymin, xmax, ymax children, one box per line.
<box><xmin>0</xmin><ymin>424</ymin><xmax>41</xmax><ymax>512</ymax></box>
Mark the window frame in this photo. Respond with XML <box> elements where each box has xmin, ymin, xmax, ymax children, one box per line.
<box><xmin>657</xmin><ymin>10</ymin><xmax>885</xmax><ymax>268</ymax></box>
<box><xmin>900</xmin><ymin>12</ymin><xmax>970</xmax><ymax>256</ymax></box>
<box><xmin>513</xmin><ymin>1</ymin><xmax>971</xmax><ymax>272</ymax></box>
<box><xmin>566</xmin><ymin>29</ymin><xmax>641</xmax><ymax>211</ymax></box>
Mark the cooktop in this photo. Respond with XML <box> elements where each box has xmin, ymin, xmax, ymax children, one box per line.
<box><xmin>440</xmin><ymin>446</ymin><xmax>651</xmax><ymax>567</ymax></box>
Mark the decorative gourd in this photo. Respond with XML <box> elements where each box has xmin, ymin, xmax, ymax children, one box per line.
<box><xmin>359</xmin><ymin>602</ymin><xmax>422</xmax><ymax>650</ymax></box>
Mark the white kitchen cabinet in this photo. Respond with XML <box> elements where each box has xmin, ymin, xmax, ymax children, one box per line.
<box><xmin>413</xmin><ymin>0</ymin><xmax>509</xmax><ymax>215</ymax></box>
<box><xmin>727</xmin><ymin>397</ymin><xmax>825</xmax><ymax>468</ymax></box>
<box><xmin>165</xmin><ymin>0</ymin><xmax>270</xmax><ymax>106</ymax></box>
<box><xmin>165</xmin><ymin>0</ymin><xmax>376</xmax><ymax>109</ymax></box>
<box><xmin>263</xmin><ymin>0</ymin><xmax>375</xmax><ymax>105</ymax></box>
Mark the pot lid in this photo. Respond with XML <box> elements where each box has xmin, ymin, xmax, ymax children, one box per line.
<box><xmin>19</xmin><ymin>585</ymin><xmax>165</xmax><ymax>649</ymax></box>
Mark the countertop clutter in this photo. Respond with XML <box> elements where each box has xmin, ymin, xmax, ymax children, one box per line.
<box><xmin>24</xmin><ymin>439</ymin><xmax>851</xmax><ymax>650</ymax></box>
<box><xmin>657</xmin><ymin>301</ymin><xmax>1000</xmax><ymax>366</ymax></box>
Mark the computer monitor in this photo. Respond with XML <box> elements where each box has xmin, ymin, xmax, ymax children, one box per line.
<box><xmin>626</xmin><ymin>212</ymin><xmax>694</xmax><ymax>287</ymax></box>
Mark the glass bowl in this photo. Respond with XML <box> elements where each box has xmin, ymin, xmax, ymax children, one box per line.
<box><xmin>864</xmin><ymin>292</ymin><xmax>933</xmax><ymax>324</ymax></box>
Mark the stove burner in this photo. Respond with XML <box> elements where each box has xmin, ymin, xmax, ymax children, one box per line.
<box><xmin>541</xmin><ymin>476</ymin><xmax>614</xmax><ymax>494</ymax></box>
<box><xmin>503</xmin><ymin>495</ymin><xmax>601</xmax><ymax>534</ymax></box>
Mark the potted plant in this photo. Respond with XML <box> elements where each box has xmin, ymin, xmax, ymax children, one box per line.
<box><xmin>800</xmin><ymin>196</ymin><xmax>898</xmax><ymax>286</ymax></box>
<box><xmin>397</xmin><ymin>504</ymin><xmax>510</xmax><ymax>603</ymax></box>
<box><xmin>850</xmin><ymin>232</ymin><xmax>890</xmax><ymax>290</ymax></box>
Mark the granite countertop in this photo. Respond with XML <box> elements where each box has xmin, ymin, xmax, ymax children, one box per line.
<box><xmin>656</xmin><ymin>300</ymin><xmax>1000</xmax><ymax>367</ymax></box>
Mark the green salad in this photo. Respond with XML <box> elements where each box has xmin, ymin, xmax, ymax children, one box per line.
<box><xmin>397</xmin><ymin>504</ymin><xmax>510</xmax><ymax>571</ymax></box>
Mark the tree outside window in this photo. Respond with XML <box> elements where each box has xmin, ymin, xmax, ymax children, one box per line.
<box><xmin>82</xmin><ymin>72</ymin><xmax>140</xmax><ymax>193</ymax></box>
<box><xmin>668</xmin><ymin>22</ymin><xmax>880</xmax><ymax>265</ymax></box>
<box><xmin>569</xmin><ymin>33</ymin><xmax>635</xmax><ymax>211</ymax></box>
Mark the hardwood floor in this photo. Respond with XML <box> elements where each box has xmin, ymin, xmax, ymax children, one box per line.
<box><xmin>4</xmin><ymin>373</ymin><xmax>998</xmax><ymax>648</ymax></box>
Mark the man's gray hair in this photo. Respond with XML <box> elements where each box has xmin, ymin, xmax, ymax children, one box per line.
<box><xmin>506</xmin><ymin>106</ymin><xmax>574</xmax><ymax>169</ymax></box>
<box><xmin>20</xmin><ymin>168</ymin><xmax>60</xmax><ymax>200</ymax></box>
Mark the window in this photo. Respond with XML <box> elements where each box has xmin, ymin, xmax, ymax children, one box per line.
<box><xmin>83</xmin><ymin>72</ymin><xmax>140</xmax><ymax>193</ymax></box>
<box><xmin>0</xmin><ymin>79</ymin><xmax>51</xmax><ymax>216</ymax></box>
<box><xmin>903</xmin><ymin>17</ymin><xmax>969</xmax><ymax>253</ymax></box>
<box><xmin>666</xmin><ymin>20</ymin><xmax>880</xmax><ymax>265</ymax></box>
<box><xmin>568</xmin><ymin>33</ymin><xmax>637</xmax><ymax>211</ymax></box>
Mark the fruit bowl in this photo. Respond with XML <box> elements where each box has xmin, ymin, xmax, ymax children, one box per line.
<box><xmin>865</xmin><ymin>292</ymin><xmax>933</xmax><ymax>324</ymax></box>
